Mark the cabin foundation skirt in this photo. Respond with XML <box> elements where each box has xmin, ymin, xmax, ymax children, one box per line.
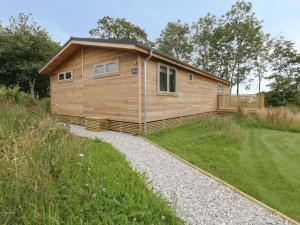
<box><xmin>56</xmin><ymin>112</ymin><xmax>216</xmax><ymax>134</ymax></box>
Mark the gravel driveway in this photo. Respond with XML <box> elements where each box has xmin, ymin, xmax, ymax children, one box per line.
<box><xmin>69</xmin><ymin>124</ymin><xmax>292</xmax><ymax>225</ymax></box>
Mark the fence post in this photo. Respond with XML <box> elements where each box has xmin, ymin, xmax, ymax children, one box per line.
<box><xmin>256</xmin><ymin>93</ymin><xmax>264</xmax><ymax>110</ymax></box>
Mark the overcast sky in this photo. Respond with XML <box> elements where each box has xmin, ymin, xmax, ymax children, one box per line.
<box><xmin>1</xmin><ymin>0</ymin><xmax>300</xmax><ymax>94</ymax></box>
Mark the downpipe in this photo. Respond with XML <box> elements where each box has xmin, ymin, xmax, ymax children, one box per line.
<box><xmin>144</xmin><ymin>50</ymin><xmax>153</xmax><ymax>135</ymax></box>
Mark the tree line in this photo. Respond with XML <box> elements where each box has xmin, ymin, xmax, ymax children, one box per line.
<box><xmin>0</xmin><ymin>0</ymin><xmax>299</xmax><ymax>106</ymax></box>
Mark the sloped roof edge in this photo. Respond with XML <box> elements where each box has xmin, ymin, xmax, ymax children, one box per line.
<box><xmin>39</xmin><ymin>37</ymin><xmax>231</xmax><ymax>85</ymax></box>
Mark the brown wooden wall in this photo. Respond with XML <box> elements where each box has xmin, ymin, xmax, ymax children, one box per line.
<box><xmin>81</xmin><ymin>47</ymin><xmax>139</xmax><ymax>122</ymax></box>
<box><xmin>50</xmin><ymin>47</ymin><xmax>230</xmax><ymax>123</ymax></box>
<box><xmin>50</xmin><ymin>47</ymin><xmax>140</xmax><ymax>122</ymax></box>
<box><xmin>50</xmin><ymin>50</ymin><xmax>83</xmax><ymax>117</ymax></box>
<box><xmin>140</xmin><ymin>57</ymin><xmax>230</xmax><ymax>122</ymax></box>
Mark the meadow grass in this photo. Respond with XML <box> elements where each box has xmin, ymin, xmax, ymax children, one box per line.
<box><xmin>246</xmin><ymin>107</ymin><xmax>300</xmax><ymax>132</ymax></box>
<box><xmin>0</xmin><ymin>99</ymin><xmax>182</xmax><ymax>225</ymax></box>
<box><xmin>146</xmin><ymin>116</ymin><xmax>300</xmax><ymax>222</ymax></box>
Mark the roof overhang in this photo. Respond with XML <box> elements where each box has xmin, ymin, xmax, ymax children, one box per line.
<box><xmin>39</xmin><ymin>37</ymin><xmax>231</xmax><ymax>85</ymax></box>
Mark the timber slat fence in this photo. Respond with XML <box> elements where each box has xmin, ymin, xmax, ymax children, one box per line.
<box><xmin>217</xmin><ymin>94</ymin><xmax>264</xmax><ymax>112</ymax></box>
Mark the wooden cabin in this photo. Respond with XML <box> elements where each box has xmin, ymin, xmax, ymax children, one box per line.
<box><xmin>39</xmin><ymin>37</ymin><xmax>231</xmax><ymax>134</ymax></box>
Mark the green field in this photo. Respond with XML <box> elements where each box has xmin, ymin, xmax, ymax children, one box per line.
<box><xmin>0</xmin><ymin>99</ymin><xmax>182</xmax><ymax>225</ymax></box>
<box><xmin>147</xmin><ymin>116</ymin><xmax>300</xmax><ymax>222</ymax></box>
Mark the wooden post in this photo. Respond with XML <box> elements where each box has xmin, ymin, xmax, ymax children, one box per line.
<box><xmin>256</xmin><ymin>93</ymin><xmax>264</xmax><ymax>110</ymax></box>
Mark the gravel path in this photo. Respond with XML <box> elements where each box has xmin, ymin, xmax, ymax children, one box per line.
<box><xmin>69</xmin><ymin>124</ymin><xmax>292</xmax><ymax>225</ymax></box>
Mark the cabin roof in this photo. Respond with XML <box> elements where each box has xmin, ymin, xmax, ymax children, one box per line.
<box><xmin>39</xmin><ymin>37</ymin><xmax>231</xmax><ymax>85</ymax></box>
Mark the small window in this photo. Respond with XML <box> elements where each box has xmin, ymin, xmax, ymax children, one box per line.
<box><xmin>106</xmin><ymin>62</ymin><xmax>117</xmax><ymax>73</ymax></box>
<box><xmin>58</xmin><ymin>71</ymin><xmax>72</xmax><ymax>81</ymax></box>
<box><xmin>158</xmin><ymin>63</ymin><xmax>176</xmax><ymax>93</ymax></box>
<box><xmin>188</xmin><ymin>72</ymin><xmax>193</xmax><ymax>82</ymax></box>
<box><xmin>95</xmin><ymin>65</ymin><xmax>105</xmax><ymax>75</ymax></box>
<box><xmin>169</xmin><ymin>68</ymin><xmax>176</xmax><ymax>92</ymax></box>
<box><xmin>58</xmin><ymin>73</ymin><xmax>65</xmax><ymax>81</ymax></box>
<box><xmin>94</xmin><ymin>60</ymin><xmax>119</xmax><ymax>77</ymax></box>
<box><xmin>65</xmin><ymin>72</ymin><xmax>72</xmax><ymax>80</ymax></box>
<box><xmin>217</xmin><ymin>83</ymin><xmax>224</xmax><ymax>94</ymax></box>
<box><xmin>160</xmin><ymin>65</ymin><xmax>168</xmax><ymax>92</ymax></box>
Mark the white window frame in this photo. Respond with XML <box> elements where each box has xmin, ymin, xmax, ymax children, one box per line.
<box><xmin>188</xmin><ymin>72</ymin><xmax>193</xmax><ymax>82</ymax></box>
<box><xmin>57</xmin><ymin>70</ymin><xmax>73</xmax><ymax>82</ymax></box>
<box><xmin>217</xmin><ymin>83</ymin><xmax>224</xmax><ymax>94</ymax></box>
<box><xmin>157</xmin><ymin>63</ymin><xmax>177</xmax><ymax>94</ymax></box>
<box><xmin>94</xmin><ymin>59</ymin><xmax>119</xmax><ymax>78</ymax></box>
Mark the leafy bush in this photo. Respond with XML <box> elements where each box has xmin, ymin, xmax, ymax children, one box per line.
<box><xmin>0</xmin><ymin>86</ymin><xmax>50</xmax><ymax>111</ymax></box>
<box><xmin>0</xmin><ymin>86</ymin><xmax>31</xmax><ymax>106</ymax></box>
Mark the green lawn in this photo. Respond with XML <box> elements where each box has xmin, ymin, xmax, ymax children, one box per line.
<box><xmin>146</xmin><ymin>116</ymin><xmax>300</xmax><ymax>222</ymax></box>
<box><xmin>0</xmin><ymin>100</ymin><xmax>182</xmax><ymax>225</ymax></box>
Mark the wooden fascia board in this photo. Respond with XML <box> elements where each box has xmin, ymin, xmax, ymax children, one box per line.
<box><xmin>39</xmin><ymin>40</ymin><xmax>137</xmax><ymax>75</ymax></box>
<box><xmin>39</xmin><ymin>41</ymin><xmax>73</xmax><ymax>74</ymax></box>
<box><xmin>40</xmin><ymin>39</ymin><xmax>231</xmax><ymax>85</ymax></box>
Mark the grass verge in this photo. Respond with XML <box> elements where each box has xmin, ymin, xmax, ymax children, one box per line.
<box><xmin>146</xmin><ymin>116</ymin><xmax>300</xmax><ymax>222</ymax></box>
<box><xmin>0</xmin><ymin>100</ymin><xmax>182</xmax><ymax>225</ymax></box>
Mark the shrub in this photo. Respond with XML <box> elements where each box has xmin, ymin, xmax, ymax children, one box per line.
<box><xmin>0</xmin><ymin>86</ymin><xmax>31</xmax><ymax>106</ymax></box>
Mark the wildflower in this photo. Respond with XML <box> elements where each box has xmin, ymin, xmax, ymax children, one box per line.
<box><xmin>79</xmin><ymin>153</ymin><xmax>84</xmax><ymax>157</ymax></box>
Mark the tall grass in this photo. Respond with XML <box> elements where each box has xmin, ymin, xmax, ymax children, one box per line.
<box><xmin>0</xmin><ymin>90</ymin><xmax>182</xmax><ymax>224</ymax></box>
<box><xmin>236</xmin><ymin>107</ymin><xmax>300</xmax><ymax>132</ymax></box>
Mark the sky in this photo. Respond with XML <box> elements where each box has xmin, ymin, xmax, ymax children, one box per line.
<box><xmin>1</xmin><ymin>0</ymin><xmax>300</xmax><ymax>94</ymax></box>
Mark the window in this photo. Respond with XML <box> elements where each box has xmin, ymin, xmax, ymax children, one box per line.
<box><xmin>188</xmin><ymin>72</ymin><xmax>193</xmax><ymax>82</ymax></box>
<box><xmin>58</xmin><ymin>71</ymin><xmax>72</xmax><ymax>81</ymax></box>
<box><xmin>65</xmin><ymin>72</ymin><xmax>72</xmax><ymax>79</ymax></box>
<box><xmin>94</xmin><ymin>60</ymin><xmax>119</xmax><ymax>77</ymax></box>
<box><xmin>217</xmin><ymin>83</ymin><xmax>224</xmax><ymax>94</ymax></box>
<box><xmin>158</xmin><ymin>64</ymin><xmax>176</xmax><ymax>93</ymax></box>
<box><xmin>160</xmin><ymin>65</ymin><xmax>168</xmax><ymax>92</ymax></box>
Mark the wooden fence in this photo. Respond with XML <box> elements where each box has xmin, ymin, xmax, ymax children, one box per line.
<box><xmin>217</xmin><ymin>94</ymin><xmax>264</xmax><ymax>112</ymax></box>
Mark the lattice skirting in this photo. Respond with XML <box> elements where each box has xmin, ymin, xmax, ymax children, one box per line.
<box><xmin>56</xmin><ymin>112</ymin><xmax>216</xmax><ymax>134</ymax></box>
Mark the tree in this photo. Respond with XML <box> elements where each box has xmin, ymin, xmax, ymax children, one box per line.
<box><xmin>156</xmin><ymin>20</ymin><xmax>193</xmax><ymax>63</ymax></box>
<box><xmin>0</xmin><ymin>13</ymin><xmax>59</xmax><ymax>98</ymax></box>
<box><xmin>192</xmin><ymin>14</ymin><xmax>218</xmax><ymax>72</ymax></box>
<box><xmin>266</xmin><ymin>37</ymin><xmax>300</xmax><ymax>106</ymax></box>
<box><xmin>221</xmin><ymin>0</ymin><xmax>264</xmax><ymax>94</ymax></box>
<box><xmin>89</xmin><ymin>16</ymin><xmax>151</xmax><ymax>45</ymax></box>
<box><xmin>191</xmin><ymin>1</ymin><xmax>265</xmax><ymax>93</ymax></box>
<box><xmin>253</xmin><ymin>33</ymin><xmax>272</xmax><ymax>93</ymax></box>
<box><xmin>192</xmin><ymin>15</ymin><xmax>236</xmax><ymax>81</ymax></box>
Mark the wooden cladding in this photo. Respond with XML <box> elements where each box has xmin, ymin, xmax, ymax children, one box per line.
<box><xmin>57</xmin><ymin>112</ymin><xmax>215</xmax><ymax>134</ymax></box>
<box><xmin>50</xmin><ymin>46</ymin><xmax>233</xmax><ymax>130</ymax></box>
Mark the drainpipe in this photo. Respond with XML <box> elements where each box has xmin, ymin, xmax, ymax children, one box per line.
<box><xmin>144</xmin><ymin>49</ymin><xmax>153</xmax><ymax>135</ymax></box>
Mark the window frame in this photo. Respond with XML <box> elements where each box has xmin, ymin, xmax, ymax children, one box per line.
<box><xmin>217</xmin><ymin>83</ymin><xmax>224</xmax><ymax>94</ymax></box>
<box><xmin>57</xmin><ymin>70</ymin><xmax>73</xmax><ymax>82</ymax></box>
<box><xmin>94</xmin><ymin>59</ymin><xmax>119</xmax><ymax>78</ymax></box>
<box><xmin>157</xmin><ymin>62</ymin><xmax>177</xmax><ymax>95</ymax></box>
<box><xmin>187</xmin><ymin>72</ymin><xmax>193</xmax><ymax>83</ymax></box>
